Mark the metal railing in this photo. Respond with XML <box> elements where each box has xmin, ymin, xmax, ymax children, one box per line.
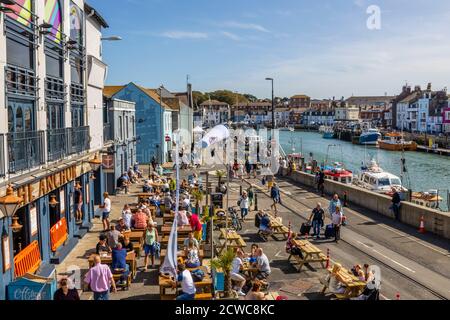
<box><xmin>5</xmin><ymin>65</ymin><xmax>38</xmax><ymax>98</ymax></box>
<box><xmin>69</xmin><ymin>126</ymin><xmax>89</xmax><ymax>154</ymax></box>
<box><xmin>45</xmin><ymin>76</ymin><xmax>66</xmax><ymax>102</ymax></box>
<box><xmin>103</xmin><ymin>123</ymin><xmax>113</xmax><ymax>143</ymax></box>
<box><xmin>7</xmin><ymin>131</ymin><xmax>45</xmax><ymax>173</ymax></box>
<box><xmin>70</xmin><ymin>83</ymin><xmax>85</xmax><ymax>104</ymax></box>
<box><xmin>0</xmin><ymin>134</ymin><xmax>5</xmax><ymax>178</ymax></box>
<box><xmin>47</xmin><ymin>128</ymin><xmax>68</xmax><ymax>162</ymax></box>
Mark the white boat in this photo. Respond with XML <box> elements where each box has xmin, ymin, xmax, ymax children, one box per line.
<box><xmin>352</xmin><ymin>159</ymin><xmax>407</xmax><ymax>194</ymax></box>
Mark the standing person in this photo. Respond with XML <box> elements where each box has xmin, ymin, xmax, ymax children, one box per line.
<box><xmin>100</xmin><ymin>192</ymin><xmax>111</xmax><ymax>232</ymax></box>
<box><xmin>239</xmin><ymin>191</ymin><xmax>249</xmax><ymax>220</ymax></box>
<box><xmin>170</xmin><ymin>263</ymin><xmax>196</xmax><ymax>300</ymax></box>
<box><xmin>270</xmin><ymin>183</ymin><xmax>281</xmax><ymax>216</ymax></box>
<box><xmin>143</xmin><ymin>222</ymin><xmax>159</xmax><ymax>271</ymax></box>
<box><xmin>247</xmin><ymin>186</ymin><xmax>254</xmax><ymax>210</ymax></box>
<box><xmin>187</xmin><ymin>212</ymin><xmax>203</xmax><ymax>241</ymax></box>
<box><xmin>84</xmin><ymin>255</ymin><xmax>116</xmax><ymax>300</ymax></box>
<box><xmin>245</xmin><ymin>159</ymin><xmax>252</xmax><ymax>179</ymax></box>
<box><xmin>391</xmin><ymin>188</ymin><xmax>401</xmax><ymax>220</ymax></box>
<box><xmin>331</xmin><ymin>206</ymin><xmax>343</xmax><ymax>243</ymax></box>
<box><xmin>151</xmin><ymin>156</ymin><xmax>157</xmax><ymax>171</ymax></box>
<box><xmin>317</xmin><ymin>170</ymin><xmax>325</xmax><ymax>196</ymax></box>
<box><xmin>53</xmin><ymin>278</ymin><xmax>80</xmax><ymax>301</ymax></box>
<box><xmin>107</xmin><ymin>225</ymin><xmax>122</xmax><ymax>249</ymax></box>
<box><xmin>74</xmin><ymin>184</ymin><xmax>83</xmax><ymax>224</ymax></box>
<box><xmin>328</xmin><ymin>194</ymin><xmax>342</xmax><ymax>219</ymax></box>
<box><xmin>122</xmin><ymin>205</ymin><xmax>132</xmax><ymax>229</ymax></box>
<box><xmin>266</xmin><ymin>174</ymin><xmax>274</xmax><ymax>192</ymax></box>
<box><xmin>309</xmin><ymin>203</ymin><xmax>325</xmax><ymax>239</ymax></box>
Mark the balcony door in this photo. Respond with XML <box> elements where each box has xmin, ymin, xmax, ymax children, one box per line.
<box><xmin>71</xmin><ymin>105</ymin><xmax>84</xmax><ymax>128</ymax></box>
<box><xmin>47</xmin><ymin>103</ymin><xmax>66</xmax><ymax>161</ymax></box>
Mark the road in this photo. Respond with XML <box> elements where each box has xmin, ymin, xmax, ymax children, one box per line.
<box><xmin>205</xmin><ymin>166</ymin><xmax>450</xmax><ymax>300</ymax></box>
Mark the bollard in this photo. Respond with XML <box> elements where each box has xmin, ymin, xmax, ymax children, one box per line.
<box><xmin>325</xmin><ymin>248</ymin><xmax>330</xmax><ymax>269</ymax></box>
<box><xmin>240</xmin><ymin>185</ymin><xmax>243</xmax><ymax>196</ymax></box>
<box><xmin>254</xmin><ymin>193</ymin><xmax>258</xmax><ymax>211</ymax></box>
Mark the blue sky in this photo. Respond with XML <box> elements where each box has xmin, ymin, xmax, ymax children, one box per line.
<box><xmin>93</xmin><ymin>0</ymin><xmax>450</xmax><ymax>99</ymax></box>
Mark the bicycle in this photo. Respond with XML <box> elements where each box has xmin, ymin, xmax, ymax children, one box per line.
<box><xmin>228</xmin><ymin>207</ymin><xmax>242</xmax><ymax>231</ymax></box>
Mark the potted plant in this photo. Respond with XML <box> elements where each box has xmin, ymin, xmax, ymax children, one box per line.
<box><xmin>210</xmin><ymin>248</ymin><xmax>238</xmax><ymax>299</ymax></box>
<box><xmin>191</xmin><ymin>189</ymin><xmax>204</xmax><ymax>216</ymax></box>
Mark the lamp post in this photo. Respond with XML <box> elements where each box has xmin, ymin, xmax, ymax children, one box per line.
<box><xmin>0</xmin><ymin>184</ymin><xmax>23</xmax><ymax>220</ymax></box>
<box><xmin>265</xmin><ymin>78</ymin><xmax>275</xmax><ymax>130</ymax></box>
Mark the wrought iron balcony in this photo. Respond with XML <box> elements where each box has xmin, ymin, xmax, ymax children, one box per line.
<box><xmin>5</xmin><ymin>65</ymin><xmax>38</xmax><ymax>98</ymax></box>
<box><xmin>0</xmin><ymin>134</ymin><xmax>5</xmax><ymax>178</ymax></box>
<box><xmin>103</xmin><ymin>123</ymin><xmax>113</xmax><ymax>143</ymax></box>
<box><xmin>69</xmin><ymin>126</ymin><xmax>89</xmax><ymax>154</ymax></box>
<box><xmin>7</xmin><ymin>131</ymin><xmax>45</xmax><ymax>174</ymax></box>
<box><xmin>70</xmin><ymin>83</ymin><xmax>85</xmax><ymax>104</ymax></box>
<box><xmin>47</xmin><ymin>128</ymin><xmax>69</xmax><ymax>162</ymax></box>
<box><xmin>45</xmin><ymin>76</ymin><xmax>66</xmax><ymax>102</ymax></box>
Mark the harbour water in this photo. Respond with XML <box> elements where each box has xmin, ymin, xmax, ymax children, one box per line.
<box><xmin>280</xmin><ymin>130</ymin><xmax>450</xmax><ymax>210</ymax></box>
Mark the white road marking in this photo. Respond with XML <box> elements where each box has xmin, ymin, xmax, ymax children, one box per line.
<box><xmin>274</xmin><ymin>250</ymin><xmax>284</xmax><ymax>258</ymax></box>
<box><xmin>357</xmin><ymin>241</ymin><xmax>416</xmax><ymax>273</ymax></box>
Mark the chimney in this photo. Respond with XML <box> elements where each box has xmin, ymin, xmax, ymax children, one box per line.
<box><xmin>427</xmin><ymin>83</ymin><xmax>432</xmax><ymax>91</ymax></box>
<box><xmin>414</xmin><ymin>85</ymin><xmax>421</xmax><ymax>92</ymax></box>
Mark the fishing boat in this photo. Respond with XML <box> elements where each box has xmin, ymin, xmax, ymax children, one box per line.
<box><xmin>359</xmin><ymin>128</ymin><xmax>381</xmax><ymax>145</ymax></box>
<box><xmin>322</xmin><ymin>127</ymin><xmax>334</xmax><ymax>139</ymax></box>
<box><xmin>322</xmin><ymin>162</ymin><xmax>353</xmax><ymax>184</ymax></box>
<box><xmin>411</xmin><ymin>190</ymin><xmax>442</xmax><ymax>209</ymax></box>
<box><xmin>353</xmin><ymin>159</ymin><xmax>407</xmax><ymax>194</ymax></box>
<box><xmin>378</xmin><ymin>132</ymin><xmax>417</xmax><ymax>151</ymax></box>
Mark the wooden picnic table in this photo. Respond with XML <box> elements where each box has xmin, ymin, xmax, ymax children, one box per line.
<box><xmin>159</xmin><ymin>265</ymin><xmax>212</xmax><ymax>300</ymax></box>
<box><xmin>123</xmin><ymin>230</ymin><xmax>144</xmax><ymax>244</ymax></box>
<box><xmin>321</xmin><ymin>266</ymin><xmax>367</xmax><ymax>299</ymax></box>
<box><xmin>159</xmin><ymin>249</ymin><xmax>204</xmax><ymax>264</ymax></box>
<box><xmin>242</xmin><ymin>261</ymin><xmax>258</xmax><ymax>278</ymax></box>
<box><xmin>163</xmin><ymin>211</ymin><xmax>175</xmax><ymax>224</ymax></box>
<box><xmin>137</xmin><ymin>193</ymin><xmax>154</xmax><ymax>202</ymax></box>
<box><xmin>288</xmin><ymin>239</ymin><xmax>328</xmax><ymax>272</ymax></box>
<box><xmin>217</xmin><ymin>228</ymin><xmax>247</xmax><ymax>254</ymax></box>
<box><xmin>267</xmin><ymin>216</ymin><xmax>290</xmax><ymax>240</ymax></box>
<box><xmin>88</xmin><ymin>251</ymin><xmax>137</xmax><ymax>279</ymax></box>
<box><xmin>161</xmin><ymin>224</ymin><xmax>193</xmax><ymax>236</ymax></box>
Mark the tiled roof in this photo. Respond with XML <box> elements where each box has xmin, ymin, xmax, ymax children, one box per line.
<box><xmin>103</xmin><ymin>85</ymin><xmax>125</xmax><ymax>98</ymax></box>
<box><xmin>290</xmin><ymin>94</ymin><xmax>310</xmax><ymax>99</ymax></box>
<box><xmin>200</xmin><ymin>100</ymin><xmax>229</xmax><ymax>106</ymax></box>
<box><xmin>136</xmin><ymin>86</ymin><xmax>174</xmax><ymax>110</ymax></box>
<box><xmin>399</xmin><ymin>92</ymin><xmax>420</xmax><ymax>104</ymax></box>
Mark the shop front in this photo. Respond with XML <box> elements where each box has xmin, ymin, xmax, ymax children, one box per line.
<box><xmin>0</xmin><ymin>160</ymin><xmax>102</xmax><ymax>299</ymax></box>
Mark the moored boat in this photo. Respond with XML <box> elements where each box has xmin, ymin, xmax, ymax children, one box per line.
<box><xmin>359</xmin><ymin>128</ymin><xmax>381</xmax><ymax>145</ymax></box>
<box><xmin>323</xmin><ymin>162</ymin><xmax>353</xmax><ymax>184</ymax></box>
<box><xmin>322</xmin><ymin>127</ymin><xmax>334</xmax><ymax>139</ymax></box>
<box><xmin>378</xmin><ymin>132</ymin><xmax>417</xmax><ymax>151</ymax></box>
<box><xmin>411</xmin><ymin>190</ymin><xmax>442</xmax><ymax>209</ymax></box>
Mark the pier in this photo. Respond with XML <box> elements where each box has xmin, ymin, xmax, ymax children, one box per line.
<box><xmin>417</xmin><ymin>145</ymin><xmax>450</xmax><ymax>156</ymax></box>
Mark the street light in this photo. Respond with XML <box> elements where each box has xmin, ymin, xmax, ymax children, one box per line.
<box><xmin>101</xmin><ymin>36</ymin><xmax>122</xmax><ymax>41</ymax></box>
<box><xmin>265</xmin><ymin>78</ymin><xmax>275</xmax><ymax>130</ymax></box>
<box><xmin>0</xmin><ymin>184</ymin><xmax>23</xmax><ymax>219</ymax></box>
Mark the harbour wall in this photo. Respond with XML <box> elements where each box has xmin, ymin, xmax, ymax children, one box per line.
<box><xmin>287</xmin><ymin>170</ymin><xmax>450</xmax><ymax>240</ymax></box>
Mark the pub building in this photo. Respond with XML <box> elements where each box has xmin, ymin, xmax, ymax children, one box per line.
<box><xmin>0</xmin><ymin>0</ymin><xmax>112</xmax><ymax>299</ymax></box>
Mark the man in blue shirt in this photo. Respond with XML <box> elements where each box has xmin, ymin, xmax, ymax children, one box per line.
<box><xmin>111</xmin><ymin>243</ymin><xmax>129</xmax><ymax>285</ymax></box>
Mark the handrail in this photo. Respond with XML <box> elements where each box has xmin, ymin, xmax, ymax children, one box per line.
<box><xmin>13</xmin><ymin>240</ymin><xmax>41</xmax><ymax>278</ymax></box>
<box><xmin>50</xmin><ymin>218</ymin><xmax>68</xmax><ymax>252</ymax></box>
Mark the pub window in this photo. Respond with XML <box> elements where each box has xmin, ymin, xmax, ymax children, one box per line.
<box><xmin>6</xmin><ymin>35</ymin><xmax>34</xmax><ymax>70</ymax></box>
<box><xmin>49</xmin><ymin>192</ymin><xmax>61</xmax><ymax>228</ymax></box>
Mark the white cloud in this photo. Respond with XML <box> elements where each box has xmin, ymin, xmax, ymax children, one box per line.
<box><xmin>222</xmin><ymin>21</ymin><xmax>269</xmax><ymax>33</ymax></box>
<box><xmin>221</xmin><ymin>31</ymin><xmax>242</xmax><ymax>41</ymax></box>
<box><xmin>354</xmin><ymin>0</ymin><xmax>365</xmax><ymax>8</ymax></box>
<box><xmin>160</xmin><ymin>31</ymin><xmax>208</xmax><ymax>39</ymax></box>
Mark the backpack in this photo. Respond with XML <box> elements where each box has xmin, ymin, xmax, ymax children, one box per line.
<box><xmin>191</xmin><ymin>269</ymin><xmax>205</xmax><ymax>282</ymax></box>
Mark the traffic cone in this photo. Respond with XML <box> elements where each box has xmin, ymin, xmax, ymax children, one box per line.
<box><xmin>418</xmin><ymin>215</ymin><xmax>425</xmax><ymax>234</ymax></box>
<box><xmin>396</xmin><ymin>293</ymin><xmax>400</xmax><ymax>300</ymax></box>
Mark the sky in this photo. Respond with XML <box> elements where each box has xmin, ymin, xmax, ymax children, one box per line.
<box><xmin>92</xmin><ymin>0</ymin><xmax>450</xmax><ymax>99</ymax></box>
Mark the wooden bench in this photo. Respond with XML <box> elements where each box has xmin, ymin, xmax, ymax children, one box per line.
<box><xmin>195</xmin><ymin>293</ymin><xmax>213</xmax><ymax>300</ymax></box>
<box><xmin>14</xmin><ymin>241</ymin><xmax>41</xmax><ymax>278</ymax></box>
<box><xmin>321</xmin><ymin>266</ymin><xmax>367</xmax><ymax>299</ymax></box>
<box><xmin>288</xmin><ymin>240</ymin><xmax>328</xmax><ymax>272</ymax></box>
<box><xmin>112</xmin><ymin>271</ymin><xmax>132</xmax><ymax>291</ymax></box>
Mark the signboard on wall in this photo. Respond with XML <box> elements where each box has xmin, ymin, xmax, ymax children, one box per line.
<box><xmin>102</xmin><ymin>154</ymin><xmax>115</xmax><ymax>173</ymax></box>
<box><xmin>86</xmin><ymin>184</ymin><xmax>90</xmax><ymax>205</ymax></box>
<box><xmin>30</xmin><ymin>205</ymin><xmax>38</xmax><ymax>236</ymax></box>
<box><xmin>60</xmin><ymin>189</ymin><xmax>65</xmax><ymax>215</ymax></box>
<box><xmin>2</xmin><ymin>234</ymin><xmax>11</xmax><ymax>272</ymax></box>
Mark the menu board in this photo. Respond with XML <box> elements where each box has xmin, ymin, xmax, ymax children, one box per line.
<box><xmin>30</xmin><ymin>205</ymin><xmax>38</xmax><ymax>236</ymax></box>
<box><xmin>2</xmin><ymin>235</ymin><xmax>11</xmax><ymax>273</ymax></box>
<box><xmin>60</xmin><ymin>189</ymin><xmax>65</xmax><ymax>215</ymax></box>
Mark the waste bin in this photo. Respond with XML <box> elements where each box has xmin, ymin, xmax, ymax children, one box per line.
<box><xmin>211</xmin><ymin>193</ymin><xmax>223</xmax><ymax>208</ymax></box>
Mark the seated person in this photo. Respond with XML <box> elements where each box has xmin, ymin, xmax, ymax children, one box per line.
<box><xmin>185</xmin><ymin>241</ymin><xmax>201</xmax><ymax>268</ymax></box>
<box><xmin>247</xmin><ymin>244</ymin><xmax>259</xmax><ymax>264</ymax></box>
<box><xmin>133</xmin><ymin>162</ymin><xmax>143</xmax><ymax>178</ymax></box>
<box><xmin>180</xmin><ymin>179</ymin><xmax>189</xmax><ymax>191</ymax></box>
<box><xmin>162</xmin><ymin>179</ymin><xmax>170</xmax><ymax>193</ymax></box>
<box><xmin>245</xmin><ymin>282</ymin><xmax>267</xmax><ymax>300</ymax></box>
<box><xmin>255</xmin><ymin>248</ymin><xmax>271</xmax><ymax>280</ymax></box>
<box><xmin>259</xmin><ymin>212</ymin><xmax>272</xmax><ymax>235</ymax></box>
<box><xmin>116</xmin><ymin>217</ymin><xmax>130</xmax><ymax>233</ymax></box>
<box><xmin>96</xmin><ymin>234</ymin><xmax>111</xmax><ymax>255</ymax></box>
<box><xmin>107</xmin><ymin>225</ymin><xmax>123</xmax><ymax>249</ymax></box>
<box><xmin>231</xmin><ymin>249</ymin><xmax>246</xmax><ymax>296</ymax></box>
<box><xmin>121</xmin><ymin>236</ymin><xmax>135</xmax><ymax>253</ymax></box>
<box><xmin>177</xmin><ymin>210</ymin><xmax>190</xmax><ymax>226</ymax></box>
<box><xmin>183</xmin><ymin>232</ymin><xmax>199</xmax><ymax>250</ymax></box>
<box><xmin>285</xmin><ymin>232</ymin><xmax>304</xmax><ymax>259</ymax></box>
<box><xmin>164</xmin><ymin>193</ymin><xmax>174</xmax><ymax>212</ymax></box>
<box><xmin>326</xmin><ymin>263</ymin><xmax>348</xmax><ymax>294</ymax></box>
<box><xmin>143</xmin><ymin>180</ymin><xmax>153</xmax><ymax>193</ymax></box>
<box><xmin>132</xmin><ymin>209</ymin><xmax>148</xmax><ymax>229</ymax></box>
<box><xmin>351</xmin><ymin>264</ymin><xmax>366</xmax><ymax>282</ymax></box>
<box><xmin>111</xmin><ymin>243</ymin><xmax>130</xmax><ymax>285</ymax></box>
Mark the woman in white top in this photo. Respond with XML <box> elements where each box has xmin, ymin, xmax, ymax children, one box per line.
<box><xmin>230</xmin><ymin>249</ymin><xmax>247</xmax><ymax>296</ymax></box>
<box><xmin>177</xmin><ymin>210</ymin><xmax>190</xmax><ymax>226</ymax></box>
<box><xmin>122</xmin><ymin>205</ymin><xmax>132</xmax><ymax>229</ymax></box>
<box><xmin>239</xmin><ymin>191</ymin><xmax>250</xmax><ymax>220</ymax></box>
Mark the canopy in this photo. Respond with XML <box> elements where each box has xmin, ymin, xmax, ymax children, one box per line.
<box><xmin>201</xmin><ymin>124</ymin><xmax>230</xmax><ymax>149</ymax></box>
